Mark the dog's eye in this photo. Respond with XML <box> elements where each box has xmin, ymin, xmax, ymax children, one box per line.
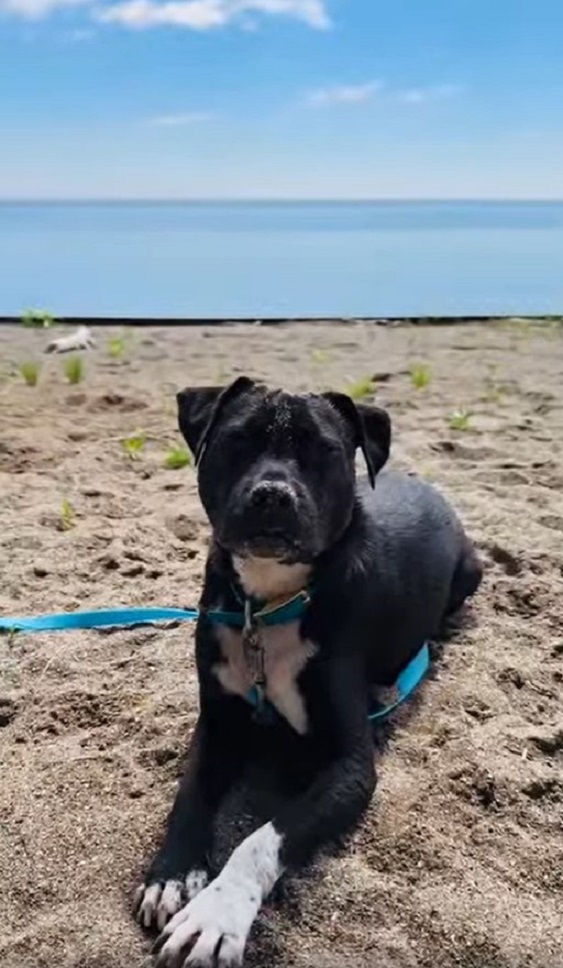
<box><xmin>221</xmin><ymin>429</ymin><xmax>253</xmax><ymax>458</ymax></box>
<box><xmin>298</xmin><ymin>434</ymin><xmax>342</xmax><ymax>467</ymax></box>
<box><xmin>317</xmin><ymin>435</ymin><xmax>343</xmax><ymax>456</ymax></box>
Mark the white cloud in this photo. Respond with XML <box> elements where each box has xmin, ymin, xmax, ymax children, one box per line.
<box><xmin>147</xmin><ymin>111</ymin><xmax>214</xmax><ymax>125</ymax></box>
<box><xmin>98</xmin><ymin>0</ymin><xmax>223</xmax><ymax>28</ymax></box>
<box><xmin>306</xmin><ymin>81</ymin><xmax>382</xmax><ymax>108</ymax></box>
<box><xmin>304</xmin><ymin>80</ymin><xmax>463</xmax><ymax>111</ymax></box>
<box><xmin>96</xmin><ymin>0</ymin><xmax>330</xmax><ymax>30</ymax></box>
<box><xmin>0</xmin><ymin>0</ymin><xmax>330</xmax><ymax>25</ymax></box>
<box><xmin>61</xmin><ymin>25</ymin><xmax>96</xmax><ymax>37</ymax></box>
<box><xmin>0</xmin><ymin>0</ymin><xmax>90</xmax><ymax>16</ymax></box>
<box><xmin>397</xmin><ymin>84</ymin><xmax>463</xmax><ymax>105</ymax></box>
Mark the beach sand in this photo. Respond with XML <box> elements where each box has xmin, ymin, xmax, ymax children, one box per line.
<box><xmin>0</xmin><ymin>319</ymin><xmax>562</xmax><ymax>968</ymax></box>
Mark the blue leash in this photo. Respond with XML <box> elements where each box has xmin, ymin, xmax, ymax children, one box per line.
<box><xmin>368</xmin><ymin>641</ymin><xmax>429</xmax><ymax>722</ymax></box>
<box><xmin>0</xmin><ymin>606</ymin><xmax>429</xmax><ymax>722</ymax></box>
<box><xmin>0</xmin><ymin>607</ymin><xmax>199</xmax><ymax>634</ymax></box>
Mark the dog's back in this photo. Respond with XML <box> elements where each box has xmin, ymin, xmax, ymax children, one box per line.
<box><xmin>354</xmin><ymin>468</ymin><xmax>482</xmax><ymax>684</ymax></box>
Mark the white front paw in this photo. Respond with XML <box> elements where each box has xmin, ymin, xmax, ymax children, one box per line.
<box><xmin>135</xmin><ymin>870</ymin><xmax>208</xmax><ymax>931</ymax></box>
<box><xmin>154</xmin><ymin>875</ymin><xmax>259</xmax><ymax>967</ymax></box>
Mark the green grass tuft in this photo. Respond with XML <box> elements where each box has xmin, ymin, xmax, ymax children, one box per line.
<box><xmin>21</xmin><ymin>308</ymin><xmax>55</xmax><ymax>329</ymax></box>
<box><xmin>107</xmin><ymin>336</ymin><xmax>125</xmax><ymax>359</ymax></box>
<box><xmin>448</xmin><ymin>408</ymin><xmax>472</xmax><ymax>431</ymax></box>
<box><xmin>60</xmin><ymin>498</ymin><xmax>75</xmax><ymax>531</ymax></box>
<box><xmin>344</xmin><ymin>375</ymin><xmax>375</xmax><ymax>401</ymax></box>
<box><xmin>19</xmin><ymin>361</ymin><xmax>41</xmax><ymax>386</ymax></box>
<box><xmin>107</xmin><ymin>328</ymin><xmax>134</xmax><ymax>359</ymax></box>
<box><xmin>64</xmin><ymin>355</ymin><xmax>84</xmax><ymax>385</ymax></box>
<box><xmin>164</xmin><ymin>446</ymin><xmax>192</xmax><ymax>470</ymax></box>
<box><xmin>409</xmin><ymin>363</ymin><xmax>431</xmax><ymax>389</ymax></box>
<box><xmin>121</xmin><ymin>431</ymin><xmax>146</xmax><ymax>460</ymax></box>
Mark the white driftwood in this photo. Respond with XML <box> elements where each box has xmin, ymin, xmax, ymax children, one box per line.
<box><xmin>45</xmin><ymin>325</ymin><xmax>96</xmax><ymax>354</ymax></box>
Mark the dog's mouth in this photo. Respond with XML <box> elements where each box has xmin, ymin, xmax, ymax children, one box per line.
<box><xmin>238</xmin><ymin>531</ymin><xmax>300</xmax><ymax>560</ymax></box>
<box><xmin>218</xmin><ymin>496</ymin><xmax>320</xmax><ymax>562</ymax></box>
<box><xmin>224</xmin><ymin>527</ymin><xmax>312</xmax><ymax>562</ymax></box>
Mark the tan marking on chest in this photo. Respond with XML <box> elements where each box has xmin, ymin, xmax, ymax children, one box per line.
<box><xmin>213</xmin><ymin>622</ymin><xmax>317</xmax><ymax>735</ymax></box>
<box><xmin>232</xmin><ymin>556</ymin><xmax>312</xmax><ymax>602</ymax></box>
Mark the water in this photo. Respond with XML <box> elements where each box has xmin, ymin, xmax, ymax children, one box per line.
<box><xmin>1</xmin><ymin>200</ymin><xmax>563</xmax><ymax>318</ymax></box>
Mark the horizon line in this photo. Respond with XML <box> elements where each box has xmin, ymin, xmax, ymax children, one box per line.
<box><xmin>2</xmin><ymin>196</ymin><xmax>563</xmax><ymax>204</ymax></box>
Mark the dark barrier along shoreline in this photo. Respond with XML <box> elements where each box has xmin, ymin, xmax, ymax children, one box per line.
<box><xmin>1</xmin><ymin>314</ymin><xmax>561</xmax><ymax>328</ymax></box>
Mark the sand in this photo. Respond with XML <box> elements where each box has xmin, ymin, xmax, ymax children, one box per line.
<box><xmin>0</xmin><ymin>319</ymin><xmax>562</xmax><ymax>968</ymax></box>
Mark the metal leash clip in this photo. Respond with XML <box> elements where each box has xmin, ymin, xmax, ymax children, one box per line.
<box><xmin>243</xmin><ymin>599</ymin><xmax>266</xmax><ymax>702</ymax></box>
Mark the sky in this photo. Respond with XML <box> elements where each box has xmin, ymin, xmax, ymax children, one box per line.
<box><xmin>1</xmin><ymin>0</ymin><xmax>563</xmax><ymax>198</ymax></box>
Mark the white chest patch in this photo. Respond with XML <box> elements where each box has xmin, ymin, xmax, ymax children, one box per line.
<box><xmin>213</xmin><ymin>621</ymin><xmax>317</xmax><ymax>735</ymax></box>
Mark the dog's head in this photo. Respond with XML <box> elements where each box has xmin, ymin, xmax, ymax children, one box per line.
<box><xmin>177</xmin><ymin>377</ymin><xmax>390</xmax><ymax>564</ymax></box>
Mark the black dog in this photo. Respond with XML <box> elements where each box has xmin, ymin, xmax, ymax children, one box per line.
<box><xmin>135</xmin><ymin>377</ymin><xmax>482</xmax><ymax>967</ymax></box>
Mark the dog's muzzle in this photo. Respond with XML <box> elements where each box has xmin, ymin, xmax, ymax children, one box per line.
<box><xmin>222</xmin><ymin>478</ymin><xmax>309</xmax><ymax>559</ymax></box>
<box><xmin>249</xmin><ymin>479</ymin><xmax>295</xmax><ymax>512</ymax></box>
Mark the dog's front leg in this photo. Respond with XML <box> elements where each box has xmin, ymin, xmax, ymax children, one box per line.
<box><xmin>136</xmin><ymin>700</ymin><xmax>249</xmax><ymax>933</ymax></box>
<box><xmin>154</xmin><ymin>659</ymin><xmax>375</xmax><ymax>968</ymax></box>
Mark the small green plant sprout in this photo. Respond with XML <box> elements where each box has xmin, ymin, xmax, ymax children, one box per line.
<box><xmin>107</xmin><ymin>328</ymin><xmax>134</xmax><ymax>359</ymax></box>
<box><xmin>409</xmin><ymin>363</ymin><xmax>431</xmax><ymax>390</ymax></box>
<box><xmin>64</xmin><ymin>355</ymin><xmax>84</xmax><ymax>385</ymax></box>
<box><xmin>121</xmin><ymin>431</ymin><xmax>146</xmax><ymax>460</ymax></box>
<box><xmin>448</xmin><ymin>408</ymin><xmax>472</xmax><ymax>431</ymax></box>
<box><xmin>107</xmin><ymin>335</ymin><xmax>125</xmax><ymax>359</ymax></box>
<box><xmin>19</xmin><ymin>361</ymin><xmax>41</xmax><ymax>386</ymax></box>
<box><xmin>311</xmin><ymin>349</ymin><xmax>331</xmax><ymax>365</ymax></box>
<box><xmin>59</xmin><ymin>498</ymin><xmax>75</xmax><ymax>531</ymax></box>
<box><xmin>21</xmin><ymin>308</ymin><xmax>55</xmax><ymax>328</ymax></box>
<box><xmin>345</xmin><ymin>375</ymin><xmax>375</xmax><ymax>401</ymax></box>
<box><xmin>164</xmin><ymin>445</ymin><xmax>192</xmax><ymax>470</ymax></box>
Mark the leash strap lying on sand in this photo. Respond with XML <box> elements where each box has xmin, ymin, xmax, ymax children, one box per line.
<box><xmin>0</xmin><ymin>607</ymin><xmax>429</xmax><ymax>722</ymax></box>
<box><xmin>368</xmin><ymin>642</ymin><xmax>430</xmax><ymax>722</ymax></box>
<box><xmin>0</xmin><ymin>607</ymin><xmax>199</xmax><ymax>633</ymax></box>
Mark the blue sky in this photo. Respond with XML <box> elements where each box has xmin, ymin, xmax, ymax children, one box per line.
<box><xmin>1</xmin><ymin>0</ymin><xmax>563</xmax><ymax>198</ymax></box>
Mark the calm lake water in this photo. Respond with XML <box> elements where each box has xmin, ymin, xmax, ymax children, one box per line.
<box><xmin>1</xmin><ymin>201</ymin><xmax>563</xmax><ymax>318</ymax></box>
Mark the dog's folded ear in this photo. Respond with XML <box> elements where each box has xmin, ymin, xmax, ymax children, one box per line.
<box><xmin>323</xmin><ymin>392</ymin><xmax>391</xmax><ymax>488</ymax></box>
<box><xmin>177</xmin><ymin>376</ymin><xmax>255</xmax><ymax>464</ymax></box>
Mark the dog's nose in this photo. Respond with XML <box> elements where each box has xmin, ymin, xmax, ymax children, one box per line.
<box><xmin>250</xmin><ymin>480</ymin><xmax>294</xmax><ymax>510</ymax></box>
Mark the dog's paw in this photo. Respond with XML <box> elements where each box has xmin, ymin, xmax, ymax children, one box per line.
<box><xmin>135</xmin><ymin>870</ymin><xmax>208</xmax><ymax>932</ymax></box>
<box><xmin>153</xmin><ymin>875</ymin><xmax>259</xmax><ymax>967</ymax></box>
